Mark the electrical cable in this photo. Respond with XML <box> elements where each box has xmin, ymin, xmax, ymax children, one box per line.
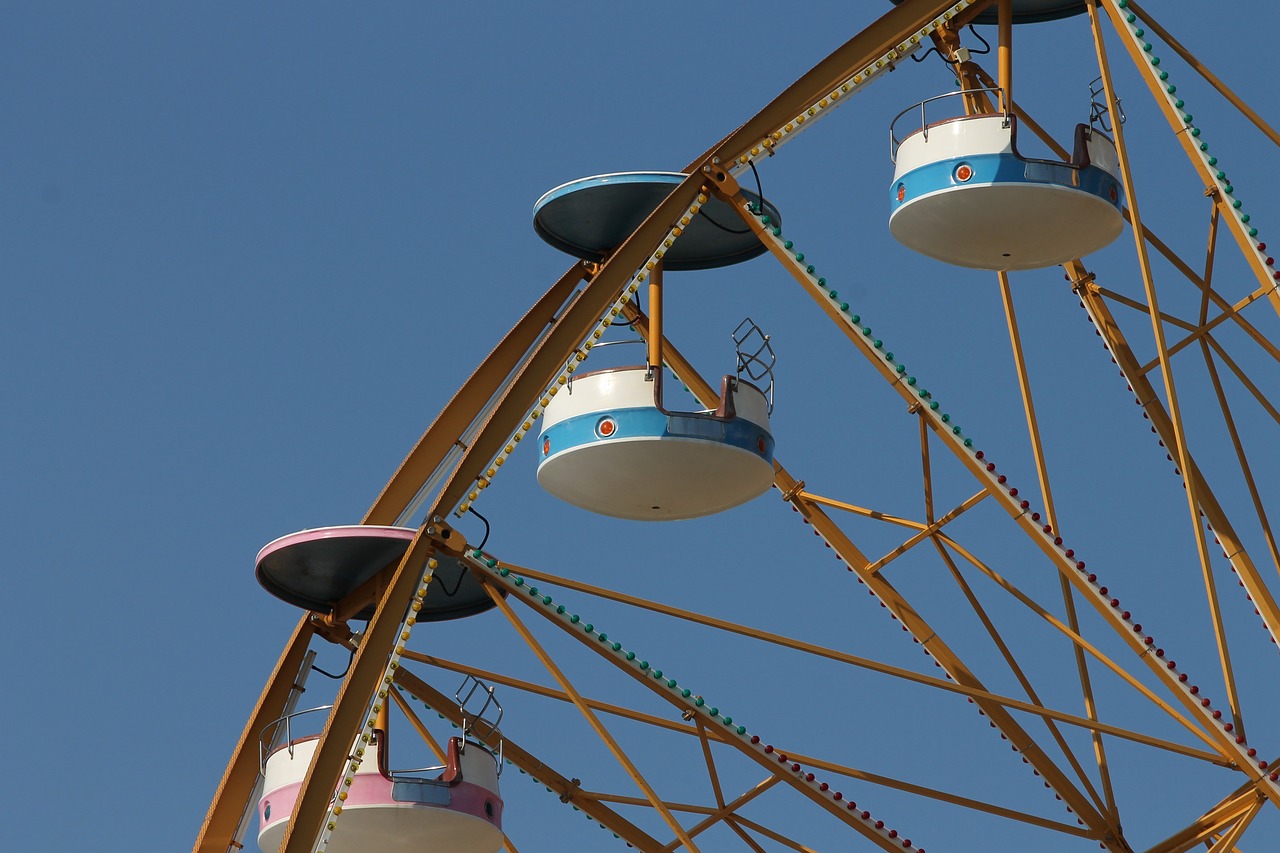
<box><xmin>313</xmin><ymin>649</ymin><xmax>354</xmax><ymax>680</ymax></box>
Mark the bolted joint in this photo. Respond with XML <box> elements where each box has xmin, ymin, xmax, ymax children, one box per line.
<box><xmin>1068</xmin><ymin>270</ymin><xmax>1098</xmax><ymax>294</ymax></box>
<box><xmin>780</xmin><ymin>480</ymin><xmax>806</xmax><ymax>502</ymax></box>
<box><xmin>313</xmin><ymin>618</ymin><xmax>356</xmax><ymax>648</ymax></box>
<box><xmin>699</xmin><ymin>162</ymin><xmax>741</xmax><ymax>198</ymax></box>
<box><xmin>427</xmin><ymin>524</ymin><xmax>468</xmax><ymax>556</ymax></box>
<box><xmin>558</xmin><ymin>778</ymin><xmax>581</xmax><ymax>803</ymax></box>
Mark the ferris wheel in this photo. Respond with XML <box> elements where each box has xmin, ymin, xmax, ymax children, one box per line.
<box><xmin>194</xmin><ymin>1</ymin><xmax>1280</xmax><ymax>850</ymax></box>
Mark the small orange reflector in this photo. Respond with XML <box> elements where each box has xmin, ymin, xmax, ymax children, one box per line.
<box><xmin>542</xmin><ymin>437</ymin><xmax>550</xmax><ymax>455</ymax></box>
<box><xmin>896</xmin><ymin>183</ymin><xmax>906</xmax><ymax>202</ymax></box>
<box><xmin>597</xmin><ymin>417</ymin><xmax>617</xmax><ymax>438</ymax></box>
<box><xmin>955</xmin><ymin>163</ymin><xmax>973</xmax><ymax>182</ymax></box>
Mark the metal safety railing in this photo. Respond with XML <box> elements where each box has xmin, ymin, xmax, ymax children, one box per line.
<box><xmin>733</xmin><ymin>317</ymin><xmax>776</xmax><ymax>414</ymax></box>
<box><xmin>258</xmin><ymin>704</ymin><xmax>334</xmax><ymax>776</ymax></box>
<box><xmin>1089</xmin><ymin>75</ymin><xmax>1125</xmax><ymax>133</ymax></box>
<box><xmin>456</xmin><ymin>675</ymin><xmax>504</xmax><ymax>773</ymax></box>
<box><xmin>889</xmin><ymin>88</ymin><xmax>1009</xmax><ymax>161</ymax></box>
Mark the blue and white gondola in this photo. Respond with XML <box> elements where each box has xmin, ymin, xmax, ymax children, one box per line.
<box><xmin>889</xmin><ymin>100</ymin><xmax>1124</xmax><ymax>271</ymax></box>
<box><xmin>537</xmin><ymin>366</ymin><xmax>775</xmax><ymax>521</ymax></box>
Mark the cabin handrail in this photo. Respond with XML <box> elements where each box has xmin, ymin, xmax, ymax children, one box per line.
<box><xmin>258</xmin><ymin>704</ymin><xmax>334</xmax><ymax>776</ymax></box>
<box><xmin>889</xmin><ymin>88</ymin><xmax>1008</xmax><ymax>162</ymax></box>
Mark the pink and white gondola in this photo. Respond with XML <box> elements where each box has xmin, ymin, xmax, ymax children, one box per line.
<box><xmin>257</xmin><ymin>714</ymin><xmax>504</xmax><ymax>853</ymax></box>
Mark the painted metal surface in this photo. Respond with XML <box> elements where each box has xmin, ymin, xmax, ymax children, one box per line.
<box><xmin>533</xmin><ymin>171</ymin><xmax>780</xmax><ymax>270</ymax></box>
<box><xmin>889</xmin><ymin>114</ymin><xmax>1123</xmax><ymax>269</ymax></box>
<box><xmin>892</xmin><ymin>0</ymin><xmax>1084</xmax><ymax>24</ymax></box>
<box><xmin>255</xmin><ymin>526</ymin><xmax>497</xmax><ymax>621</ymax></box>
<box><xmin>537</xmin><ymin>366</ymin><xmax>774</xmax><ymax>520</ymax></box>
<box><xmin>258</xmin><ymin>736</ymin><xmax>503</xmax><ymax>853</ymax></box>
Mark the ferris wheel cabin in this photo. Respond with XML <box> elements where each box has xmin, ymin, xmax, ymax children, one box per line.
<box><xmin>257</xmin><ymin>713</ymin><xmax>504</xmax><ymax>853</ymax></box>
<box><xmin>888</xmin><ymin>92</ymin><xmax>1124</xmax><ymax>271</ymax></box>
<box><xmin>255</xmin><ymin>525</ymin><xmax>498</xmax><ymax>621</ymax></box>
<box><xmin>536</xmin><ymin>366</ymin><xmax>775</xmax><ymax>520</ymax></box>
<box><xmin>533</xmin><ymin>172</ymin><xmax>780</xmax><ymax>520</ymax></box>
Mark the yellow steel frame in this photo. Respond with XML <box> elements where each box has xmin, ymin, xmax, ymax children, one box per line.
<box><xmin>195</xmin><ymin>0</ymin><xmax>1280</xmax><ymax>850</ymax></box>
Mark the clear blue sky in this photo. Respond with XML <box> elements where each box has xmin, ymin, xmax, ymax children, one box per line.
<box><xmin>5</xmin><ymin>2</ymin><xmax>1279</xmax><ymax>850</ymax></box>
